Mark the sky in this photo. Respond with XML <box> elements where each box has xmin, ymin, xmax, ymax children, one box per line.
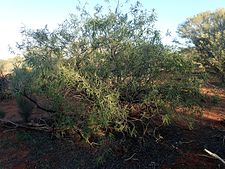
<box><xmin>0</xmin><ymin>0</ymin><xmax>225</xmax><ymax>59</ymax></box>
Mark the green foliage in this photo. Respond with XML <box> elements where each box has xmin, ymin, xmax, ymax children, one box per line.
<box><xmin>162</xmin><ymin>114</ymin><xmax>171</xmax><ymax>125</ymax></box>
<box><xmin>95</xmin><ymin>155</ymin><xmax>106</xmax><ymax>168</ymax></box>
<box><xmin>11</xmin><ymin>1</ymin><xmax>202</xmax><ymax>140</ymax></box>
<box><xmin>178</xmin><ymin>8</ymin><xmax>225</xmax><ymax>83</ymax></box>
<box><xmin>210</xmin><ymin>95</ymin><xmax>220</xmax><ymax>105</ymax></box>
<box><xmin>95</xmin><ymin>146</ymin><xmax>113</xmax><ymax>168</ymax></box>
<box><xmin>15</xmin><ymin>94</ymin><xmax>35</xmax><ymax>122</ymax></box>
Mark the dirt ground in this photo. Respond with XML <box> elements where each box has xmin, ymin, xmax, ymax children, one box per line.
<box><xmin>1</xmin><ymin>84</ymin><xmax>225</xmax><ymax>169</ymax></box>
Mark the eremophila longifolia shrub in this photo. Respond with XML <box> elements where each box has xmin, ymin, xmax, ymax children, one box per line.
<box><xmin>11</xmin><ymin>1</ymin><xmax>203</xmax><ymax>141</ymax></box>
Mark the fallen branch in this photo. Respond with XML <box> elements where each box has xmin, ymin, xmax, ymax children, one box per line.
<box><xmin>0</xmin><ymin>119</ymin><xmax>19</xmax><ymax>127</ymax></box>
<box><xmin>204</xmin><ymin>149</ymin><xmax>225</xmax><ymax>165</ymax></box>
<box><xmin>0</xmin><ymin>119</ymin><xmax>52</xmax><ymax>132</ymax></box>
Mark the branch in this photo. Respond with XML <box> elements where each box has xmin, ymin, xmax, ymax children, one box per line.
<box><xmin>22</xmin><ymin>92</ymin><xmax>56</xmax><ymax>113</ymax></box>
<box><xmin>0</xmin><ymin>119</ymin><xmax>19</xmax><ymax>127</ymax></box>
<box><xmin>0</xmin><ymin>119</ymin><xmax>52</xmax><ymax>132</ymax></box>
<box><xmin>124</xmin><ymin>153</ymin><xmax>137</xmax><ymax>161</ymax></box>
<box><xmin>204</xmin><ymin>149</ymin><xmax>225</xmax><ymax>165</ymax></box>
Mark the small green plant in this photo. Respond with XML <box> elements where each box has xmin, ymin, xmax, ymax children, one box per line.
<box><xmin>210</xmin><ymin>95</ymin><xmax>220</xmax><ymax>105</ymax></box>
<box><xmin>16</xmin><ymin>95</ymin><xmax>34</xmax><ymax>122</ymax></box>
<box><xmin>95</xmin><ymin>145</ymin><xmax>113</xmax><ymax>167</ymax></box>
<box><xmin>162</xmin><ymin>114</ymin><xmax>171</xmax><ymax>125</ymax></box>
<box><xmin>95</xmin><ymin>155</ymin><xmax>106</xmax><ymax>168</ymax></box>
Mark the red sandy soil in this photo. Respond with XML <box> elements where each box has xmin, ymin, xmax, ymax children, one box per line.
<box><xmin>0</xmin><ymin>99</ymin><xmax>49</xmax><ymax>122</ymax></box>
<box><xmin>201</xmin><ymin>86</ymin><xmax>225</xmax><ymax>121</ymax></box>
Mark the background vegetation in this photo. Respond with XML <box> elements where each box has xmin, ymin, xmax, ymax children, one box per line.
<box><xmin>0</xmin><ymin>56</ymin><xmax>22</xmax><ymax>74</ymax></box>
<box><xmin>178</xmin><ymin>8</ymin><xmax>225</xmax><ymax>84</ymax></box>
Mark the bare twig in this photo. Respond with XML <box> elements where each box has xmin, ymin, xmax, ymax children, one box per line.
<box><xmin>3</xmin><ymin>129</ymin><xmax>17</xmax><ymax>133</ymax></box>
<box><xmin>74</xmin><ymin>127</ymin><xmax>100</xmax><ymax>147</ymax></box>
<box><xmin>204</xmin><ymin>149</ymin><xmax>225</xmax><ymax>165</ymax></box>
<box><xmin>205</xmin><ymin>82</ymin><xmax>217</xmax><ymax>88</ymax></box>
<box><xmin>197</xmin><ymin>153</ymin><xmax>215</xmax><ymax>159</ymax></box>
<box><xmin>0</xmin><ymin>119</ymin><xmax>19</xmax><ymax>127</ymax></box>
<box><xmin>178</xmin><ymin>140</ymin><xmax>194</xmax><ymax>145</ymax></box>
<box><xmin>124</xmin><ymin>153</ymin><xmax>137</xmax><ymax>161</ymax></box>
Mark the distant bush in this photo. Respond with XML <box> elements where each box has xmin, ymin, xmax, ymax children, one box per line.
<box><xmin>0</xmin><ymin>56</ymin><xmax>22</xmax><ymax>101</ymax></box>
<box><xmin>11</xmin><ymin>1</ymin><xmax>202</xmax><ymax>141</ymax></box>
<box><xmin>0</xmin><ymin>56</ymin><xmax>22</xmax><ymax>74</ymax></box>
<box><xmin>178</xmin><ymin>8</ymin><xmax>225</xmax><ymax>83</ymax></box>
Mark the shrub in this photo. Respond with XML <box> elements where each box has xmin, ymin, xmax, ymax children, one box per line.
<box><xmin>178</xmin><ymin>8</ymin><xmax>225</xmax><ymax>83</ymax></box>
<box><xmin>11</xmin><ymin>1</ymin><xmax>202</xmax><ymax>140</ymax></box>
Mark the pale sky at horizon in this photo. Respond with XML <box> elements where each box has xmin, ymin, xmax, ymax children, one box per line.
<box><xmin>0</xmin><ymin>0</ymin><xmax>225</xmax><ymax>59</ymax></box>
